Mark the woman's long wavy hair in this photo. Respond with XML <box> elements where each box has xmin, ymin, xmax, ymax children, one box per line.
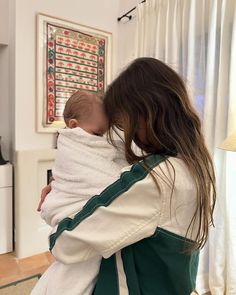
<box><xmin>103</xmin><ymin>57</ymin><xmax>216</xmax><ymax>251</ymax></box>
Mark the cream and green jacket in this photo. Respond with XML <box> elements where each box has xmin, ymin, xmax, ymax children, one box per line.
<box><xmin>50</xmin><ymin>154</ymin><xmax>199</xmax><ymax>295</ymax></box>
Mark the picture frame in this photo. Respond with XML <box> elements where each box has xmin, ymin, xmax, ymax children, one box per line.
<box><xmin>36</xmin><ymin>13</ymin><xmax>112</xmax><ymax>133</ymax></box>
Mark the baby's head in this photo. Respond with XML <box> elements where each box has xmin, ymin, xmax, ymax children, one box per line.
<box><xmin>63</xmin><ymin>90</ymin><xmax>108</xmax><ymax>136</ymax></box>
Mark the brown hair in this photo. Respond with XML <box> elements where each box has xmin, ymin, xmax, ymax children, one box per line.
<box><xmin>63</xmin><ymin>90</ymin><xmax>101</xmax><ymax>126</ymax></box>
<box><xmin>103</xmin><ymin>57</ymin><xmax>216</xmax><ymax>251</ymax></box>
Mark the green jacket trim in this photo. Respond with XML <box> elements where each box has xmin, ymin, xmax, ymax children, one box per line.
<box><xmin>93</xmin><ymin>227</ymin><xmax>199</xmax><ymax>295</ymax></box>
<box><xmin>49</xmin><ymin>154</ymin><xmax>167</xmax><ymax>250</ymax></box>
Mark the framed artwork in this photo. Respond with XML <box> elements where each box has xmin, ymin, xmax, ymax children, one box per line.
<box><xmin>36</xmin><ymin>13</ymin><xmax>112</xmax><ymax>132</ymax></box>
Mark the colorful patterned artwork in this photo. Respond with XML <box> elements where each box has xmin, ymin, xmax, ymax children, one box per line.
<box><xmin>37</xmin><ymin>14</ymin><xmax>112</xmax><ymax>132</ymax></box>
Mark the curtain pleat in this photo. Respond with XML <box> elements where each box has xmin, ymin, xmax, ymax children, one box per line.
<box><xmin>154</xmin><ymin>0</ymin><xmax>167</xmax><ymax>60</ymax></box>
<box><xmin>225</xmin><ymin>3</ymin><xmax>236</xmax><ymax>294</ymax></box>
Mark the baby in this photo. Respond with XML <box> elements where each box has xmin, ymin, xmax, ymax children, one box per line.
<box><xmin>32</xmin><ymin>90</ymin><xmax>128</xmax><ymax>295</ymax></box>
<box><xmin>63</xmin><ymin>90</ymin><xmax>108</xmax><ymax>135</ymax></box>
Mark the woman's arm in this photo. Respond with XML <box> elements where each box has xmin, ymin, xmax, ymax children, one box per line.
<box><xmin>50</xmin><ymin>156</ymin><xmax>166</xmax><ymax>264</ymax></box>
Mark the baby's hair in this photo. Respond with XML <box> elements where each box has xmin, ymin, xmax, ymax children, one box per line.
<box><xmin>63</xmin><ymin>90</ymin><xmax>102</xmax><ymax>126</ymax></box>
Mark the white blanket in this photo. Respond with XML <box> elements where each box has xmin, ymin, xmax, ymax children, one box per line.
<box><xmin>41</xmin><ymin>127</ymin><xmax>128</xmax><ymax>227</ymax></box>
<box><xmin>32</xmin><ymin>127</ymin><xmax>128</xmax><ymax>295</ymax></box>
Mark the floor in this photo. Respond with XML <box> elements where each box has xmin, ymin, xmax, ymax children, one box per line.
<box><xmin>0</xmin><ymin>252</ymin><xmax>212</xmax><ymax>294</ymax></box>
<box><xmin>0</xmin><ymin>251</ymin><xmax>55</xmax><ymax>287</ymax></box>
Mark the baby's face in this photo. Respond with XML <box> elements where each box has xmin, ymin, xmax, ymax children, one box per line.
<box><xmin>79</xmin><ymin>100</ymin><xmax>109</xmax><ymax>136</ymax></box>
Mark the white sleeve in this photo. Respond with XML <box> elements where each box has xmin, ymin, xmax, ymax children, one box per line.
<box><xmin>51</xmin><ymin>170</ymin><xmax>164</xmax><ymax>264</ymax></box>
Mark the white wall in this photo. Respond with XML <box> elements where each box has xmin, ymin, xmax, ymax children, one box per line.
<box><xmin>0</xmin><ymin>0</ymin><xmax>10</xmax><ymax>160</ymax></box>
<box><xmin>0</xmin><ymin>0</ymin><xmax>9</xmax><ymax>45</ymax></box>
<box><xmin>117</xmin><ymin>0</ymin><xmax>138</xmax><ymax>74</ymax></box>
<box><xmin>13</xmin><ymin>0</ymin><xmax>119</xmax><ymax>152</ymax></box>
<box><xmin>0</xmin><ymin>46</ymin><xmax>10</xmax><ymax>161</ymax></box>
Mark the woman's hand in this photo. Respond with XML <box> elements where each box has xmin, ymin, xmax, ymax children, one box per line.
<box><xmin>37</xmin><ymin>183</ymin><xmax>52</xmax><ymax>211</ymax></box>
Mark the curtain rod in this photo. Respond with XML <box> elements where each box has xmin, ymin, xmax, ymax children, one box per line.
<box><xmin>117</xmin><ymin>0</ymin><xmax>146</xmax><ymax>22</ymax></box>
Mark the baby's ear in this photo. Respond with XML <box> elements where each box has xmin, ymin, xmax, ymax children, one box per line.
<box><xmin>68</xmin><ymin>119</ymin><xmax>79</xmax><ymax>129</ymax></box>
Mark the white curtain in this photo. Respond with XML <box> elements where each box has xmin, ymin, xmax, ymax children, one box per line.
<box><xmin>134</xmin><ymin>0</ymin><xmax>236</xmax><ymax>294</ymax></box>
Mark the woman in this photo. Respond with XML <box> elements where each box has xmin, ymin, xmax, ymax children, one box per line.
<box><xmin>44</xmin><ymin>57</ymin><xmax>216</xmax><ymax>294</ymax></box>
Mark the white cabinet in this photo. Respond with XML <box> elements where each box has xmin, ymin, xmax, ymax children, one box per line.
<box><xmin>0</xmin><ymin>163</ymin><xmax>13</xmax><ymax>254</ymax></box>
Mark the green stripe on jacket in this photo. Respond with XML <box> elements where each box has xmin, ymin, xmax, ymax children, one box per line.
<box><xmin>49</xmin><ymin>154</ymin><xmax>167</xmax><ymax>250</ymax></box>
